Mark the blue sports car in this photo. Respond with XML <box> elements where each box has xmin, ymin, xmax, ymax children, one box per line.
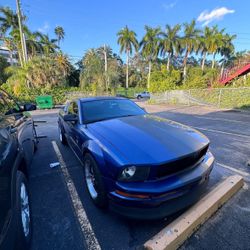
<box><xmin>58</xmin><ymin>97</ymin><xmax>214</xmax><ymax>219</ymax></box>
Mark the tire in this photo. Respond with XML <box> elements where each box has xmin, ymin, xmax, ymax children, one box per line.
<box><xmin>137</xmin><ymin>95</ymin><xmax>142</xmax><ymax>100</ymax></box>
<box><xmin>83</xmin><ymin>153</ymin><xmax>108</xmax><ymax>208</ymax></box>
<box><xmin>16</xmin><ymin>171</ymin><xmax>32</xmax><ymax>250</ymax></box>
<box><xmin>59</xmin><ymin>126</ymin><xmax>67</xmax><ymax>145</ymax></box>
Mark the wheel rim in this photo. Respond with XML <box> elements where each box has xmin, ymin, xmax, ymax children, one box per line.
<box><xmin>84</xmin><ymin>159</ymin><xmax>98</xmax><ymax>199</ymax></box>
<box><xmin>20</xmin><ymin>183</ymin><xmax>30</xmax><ymax>237</ymax></box>
<box><xmin>59</xmin><ymin>128</ymin><xmax>63</xmax><ymax>142</ymax></box>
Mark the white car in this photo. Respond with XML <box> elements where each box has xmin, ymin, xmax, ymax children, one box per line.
<box><xmin>135</xmin><ymin>91</ymin><xmax>150</xmax><ymax>99</ymax></box>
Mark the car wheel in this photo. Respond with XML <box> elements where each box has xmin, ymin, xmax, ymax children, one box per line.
<box><xmin>83</xmin><ymin>153</ymin><xmax>108</xmax><ymax>208</ymax></box>
<box><xmin>16</xmin><ymin>171</ymin><xmax>32</xmax><ymax>250</ymax></box>
<box><xmin>137</xmin><ymin>95</ymin><xmax>142</xmax><ymax>100</ymax></box>
<box><xmin>59</xmin><ymin>126</ymin><xmax>67</xmax><ymax>145</ymax></box>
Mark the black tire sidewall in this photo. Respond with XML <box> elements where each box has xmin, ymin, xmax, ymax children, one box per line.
<box><xmin>83</xmin><ymin>153</ymin><xmax>108</xmax><ymax>208</ymax></box>
<box><xmin>16</xmin><ymin>171</ymin><xmax>32</xmax><ymax>250</ymax></box>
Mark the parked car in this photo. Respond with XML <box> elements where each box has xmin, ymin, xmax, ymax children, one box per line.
<box><xmin>0</xmin><ymin>89</ymin><xmax>37</xmax><ymax>250</ymax></box>
<box><xmin>135</xmin><ymin>91</ymin><xmax>150</xmax><ymax>99</ymax></box>
<box><xmin>58</xmin><ymin>97</ymin><xmax>214</xmax><ymax>219</ymax></box>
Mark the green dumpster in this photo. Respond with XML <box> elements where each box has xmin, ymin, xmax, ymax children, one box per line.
<box><xmin>35</xmin><ymin>95</ymin><xmax>53</xmax><ymax>109</ymax></box>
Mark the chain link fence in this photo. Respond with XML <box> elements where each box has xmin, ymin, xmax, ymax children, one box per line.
<box><xmin>150</xmin><ymin>87</ymin><xmax>250</xmax><ymax>109</ymax></box>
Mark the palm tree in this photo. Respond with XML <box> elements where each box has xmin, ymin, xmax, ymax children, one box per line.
<box><xmin>198</xmin><ymin>26</ymin><xmax>213</xmax><ymax>71</ymax></box>
<box><xmin>97</xmin><ymin>45</ymin><xmax>113</xmax><ymax>89</ymax></box>
<box><xmin>55</xmin><ymin>53</ymin><xmax>72</xmax><ymax>77</ymax></box>
<box><xmin>25</xmin><ymin>31</ymin><xmax>43</xmax><ymax>58</ymax></box>
<box><xmin>140</xmin><ymin>26</ymin><xmax>161</xmax><ymax>88</ymax></box>
<box><xmin>0</xmin><ymin>7</ymin><xmax>20</xmax><ymax>36</ymax></box>
<box><xmin>4</xmin><ymin>37</ymin><xmax>16</xmax><ymax>64</ymax></box>
<box><xmin>0</xmin><ymin>7</ymin><xmax>27</xmax><ymax>65</ymax></box>
<box><xmin>54</xmin><ymin>26</ymin><xmax>65</xmax><ymax>47</ymax></box>
<box><xmin>117</xmin><ymin>26</ymin><xmax>138</xmax><ymax>88</ymax></box>
<box><xmin>35</xmin><ymin>33</ymin><xmax>58</xmax><ymax>55</ymax></box>
<box><xmin>182</xmin><ymin>20</ymin><xmax>201</xmax><ymax>78</ymax></box>
<box><xmin>219</xmin><ymin>33</ymin><xmax>236</xmax><ymax>76</ymax></box>
<box><xmin>206</xmin><ymin>26</ymin><xmax>225</xmax><ymax>68</ymax></box>
<box><xmin>160</xmin><ymin>24</ymin><xmax>181</xmax><ymax>71</ymax></box>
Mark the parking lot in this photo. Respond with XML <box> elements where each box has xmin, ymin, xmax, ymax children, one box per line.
<box><xmin>29</xmin><ymin>104</ymin><xmax>250</xmax><ymax>250</ymax></box>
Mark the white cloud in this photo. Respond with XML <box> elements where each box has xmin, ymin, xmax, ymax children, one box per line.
<box><xmin>162</xmin><ymin>1</ymin><xmax>177</xmax><ymax>10</ymax></box>
<box><xmin>197</xmin><ymin>7</ymin><xmax>235</xmax><ymax>26</ymax></box>
<box><xmin>38</xmin><ymin>22</ymin><xmax>50</xmax><ymax>33</ymax></box>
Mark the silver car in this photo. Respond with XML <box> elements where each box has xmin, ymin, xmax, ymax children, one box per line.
<box><xmin>135</xmin><ymin>91</ymin><xmax>150</xmax><ymax>99</ymax></box>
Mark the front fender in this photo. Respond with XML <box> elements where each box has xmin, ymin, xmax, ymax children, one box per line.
<box><xmin>81</xmin><ymin>140</ymin><xmax>107</xmax><ymax>174</ymax></box>
<box><xmin>81</xmin><ymin>139</ymin><xmax>123</xmax><ymax>179</ymax></box>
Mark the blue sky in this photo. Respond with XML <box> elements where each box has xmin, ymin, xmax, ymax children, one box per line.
<box><xmin>1</xmin><ymin>0</ymin><xmax>250</xmax><ymax>62</ymax></box>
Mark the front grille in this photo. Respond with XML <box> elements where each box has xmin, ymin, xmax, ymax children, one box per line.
<box><xmin>156</xmin><ymin>145</ymin><xmax>208</xmax><ymax>179</ymax></box>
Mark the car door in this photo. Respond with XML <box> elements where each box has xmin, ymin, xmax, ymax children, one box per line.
<box><xmin>63</xmin><ymin>102</ymin><xmax>81</xmax><ymax>155</ymax></box>
<box><xmin>0</xmin><ymin>95</ymin><xmax>18</xmax><ymax>243</ymax></box>
<box><xmin>1</xmin><ymin>91</ymin><xmax>35</xmax><ymax>167</ymax></box>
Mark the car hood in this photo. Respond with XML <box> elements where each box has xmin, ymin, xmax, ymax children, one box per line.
<box><xmin>87</xmin><ymin>114</ymin><xmax>209</xmax><ymax>165</ymax></box>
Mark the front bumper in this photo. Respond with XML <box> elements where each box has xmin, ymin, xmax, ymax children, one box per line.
<box><xmin>108</xmin><ymin>151</ymin><xmax>214</xmax><ymax>219</ymax></box>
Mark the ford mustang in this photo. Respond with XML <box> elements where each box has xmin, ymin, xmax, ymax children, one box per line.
<box><xmin>58</xmin><ymin>97</ymin><xmax>214</xmax><ymax>219</ymax></box>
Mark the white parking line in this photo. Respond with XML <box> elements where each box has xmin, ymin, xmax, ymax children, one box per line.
<box><xmin>52</xmin><ymin>141</ymin><xmax>101</xmax><ymax>250</ymax></box>
<box><xmin>216</xmin><ymin>162</ymin><xmax>250</xmax><ymax>177</ymax></box>
<box><xmin>192</xmin><ymin>126</ymin><xmax>250</xmax><ymax>139</ymax></box>
<box><xmin>193</xmin><ymin>115</ymin><xmax>249</xmax><ymax>124</ymax></box>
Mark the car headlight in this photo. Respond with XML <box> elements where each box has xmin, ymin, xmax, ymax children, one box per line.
<box><xmin>118</xmin><ymin>166</ymin><xmax>150</xmax><ymax>182</ymax></box>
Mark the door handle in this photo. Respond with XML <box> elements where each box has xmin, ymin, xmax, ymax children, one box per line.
<box><xmin>8</xmin><ymin>125</ymin><xmax>17</xmax><ymax>134</ymax></box>
<box><xmin>10</xmin><ymin>127</ymin><xmax>17</xmax><ymax>134</ymax></box>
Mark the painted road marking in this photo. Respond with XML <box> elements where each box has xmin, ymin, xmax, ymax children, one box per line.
<box><xmin>193</xmin><ymin>115</ymin><xmax>249</xmax><ymax>124</ymax></box>
<box><xmin>217</xmin><ymin>162</ymin><xmax>249</xmax><ymax>177</ymax></box>
<box><xmin>52</xmin><ymin>141</ymin><xmax>101</xmax><ymax>250</ymax></box>
<box><xmin>144</xmin><ymin>175</ymin><xmax>244</xmax><ymax>250</ymax></box>
<box><xmin>192</xmin><ymin>126</ymin><xmax>250</xmax><ymax>139</ymax></box>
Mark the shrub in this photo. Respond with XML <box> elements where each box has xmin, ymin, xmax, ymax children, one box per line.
<box><xmin>183</xmin><ymin>67</ymin><xmax>219</xmax><ymax>89</ymax></box>
<box><xmin>149</xmin><ymin>69</ymin><xmax>181</xmax><ymax>93</ymax></box>
<box><xmin>1</xmin><ymin>84</ymin><xmax>81</xmax><ymax>104</ymax></box>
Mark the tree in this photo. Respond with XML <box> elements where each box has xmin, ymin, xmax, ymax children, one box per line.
<box><xmin>80</xmin><ymin>48</ymin><xmax>104</xmax><ymax>91</ymax></box>
<box><xmin>117</xmin><ymin>26</ymin><xmax>138</xmax><ymax>88</ymax></box>
<box><xmin>182</xmin><ymin>20</ymin><xmax>201</xmax><ymax>78</ymax></box>
<box><xmin>0</xmin><ymin>7</ymin><xmax>20</xmax><ymax>36</ymax></box>
<box><xmin>140</xmin><ymin>26</ymin><xmax>161</xmax><ymax>88</ymax></box>
<box><xmin>219</xmin><ymin>33</ymin><xmax>236</xmax><ymax>76</ymax></box>
<box><xmin>198</xmin><ymin>26</ymin><xmax>213</xmax><ymax>71</ymax></box>
<box><xmin>3</xmin><ymin>37</ymin><xmax>16</xmax><ymax>64</ymax></box>
<box><xmin>80</xmin><ymin>47</ymin><xmax>122</xmax><ymax>92</ymax></box>
<box><xmin>25</xmin><ymin>31</ymin><xmax>43</xmax><ymax>58</ymax></box>
<box><xmin>160</xmin><ymin>24</ymin><xmax>181</xmax><ymax>71</ymax></box>
<box><xmin>206</xmin><ymin>26</ymin><xmax>225</xmax><ymax>69</ymax></box>
<box><xmin>6</xmin><ymin>55</ymin><xmax>71</xmax><ymax>89</ymax></box>
<box><xmin>0</xmin><ymin>6</ymin><xmax>27</xmax><ymax>65</ymax></box>
<box><xmin>54</xmin><ymin>26</ymin><xmax>65</xmax><ymax>46</ymax></box>
<box><xmin>0</xmin><ymin>55</ymin><xmax>9</xmax><ymax>84</ymax></box>
<box><xmin>55</xmin><ymin>53</ymin><xmax>72</xmax><ymax>77</ymax></box>
<box><xmin>97</xmin><ymin>45</ymin><xmax>112</xmax><ymax>89</ymax></box>
<box><xmin>35</xmin><ymin>33</ymin><xmax>59</xmax><ymax>55</ymax></box>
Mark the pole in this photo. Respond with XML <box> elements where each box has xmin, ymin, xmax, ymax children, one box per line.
<box><xmin>104</xmin><ymin>44</ymin><xmax>109</xmax><ymax>90</ymax></box>
<box><xmin>16</xmin><ymin>0</ymin><xmax>27</xmax><ymax>65</ymax></box>
<box><xmin>218</xmin><ymin>89</ymin><xmax>222</xmax><ymax>108</ymax></box>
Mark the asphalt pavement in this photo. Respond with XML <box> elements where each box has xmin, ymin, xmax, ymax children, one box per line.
<box><xmin>28</xmin><ymin>105</ymin><xmax>250</xmax><ymax>250</ymax></box>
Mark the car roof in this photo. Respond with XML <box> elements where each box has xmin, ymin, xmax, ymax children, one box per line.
<box><xmin>78</xmin><ymin>96</ymin><xmax>127</xmax><ymax>103</ymax></box>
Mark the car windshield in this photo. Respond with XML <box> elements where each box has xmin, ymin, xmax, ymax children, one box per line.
<box><xmin>81</xmin><ymin>99</ymin><xmax>146</xmax><ymax>123</ymax></box>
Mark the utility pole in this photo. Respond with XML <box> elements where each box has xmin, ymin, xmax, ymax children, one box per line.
<box><xmin>103</xmin><ymin>44</ymin><xmax>109</xmax><ymax>90</ymax></box>
<box><xmin>16</xmin><ymin>0</ymin><xmax>27</xmax><ymax>65</ymax></box>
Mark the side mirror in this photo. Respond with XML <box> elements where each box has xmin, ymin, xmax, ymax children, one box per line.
<box><xmin>23</xmin><ymin>103</ymin><xmax>37</xmax><ymax>111</ymax></box>
<box><xmin>63</xmin><ymin>114</ymin><xmax>78</xmax><ymax>122</ymax></box>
